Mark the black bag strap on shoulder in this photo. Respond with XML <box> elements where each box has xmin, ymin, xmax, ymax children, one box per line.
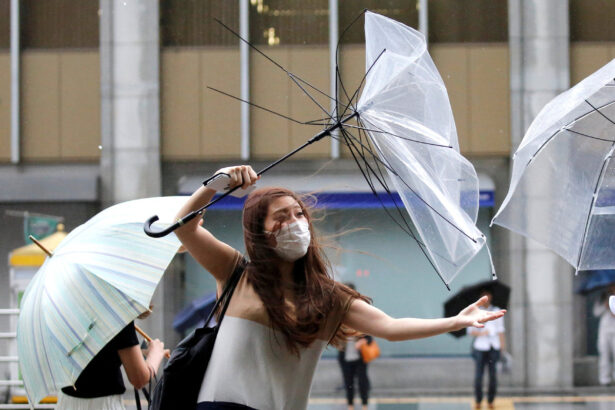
<box><xmin>204</xmin><ymin>257</ymin><xmax>247</xmax><ymax>328</ymax></box>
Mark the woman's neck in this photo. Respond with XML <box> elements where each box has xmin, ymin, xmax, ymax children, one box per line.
<box><xmin>277</xmin><ymin>260</ymin><xmax>295</xmax><ymax>287</ymax></box>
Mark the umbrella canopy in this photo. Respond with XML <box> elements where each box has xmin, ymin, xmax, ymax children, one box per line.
<box><xmin>443</xmin><ymin>280</ymin><xmax>510</xmax><ymax>338</ymax></box>
<box><xmin>355</xmin><ymin>12</ymin><xmax>487</xmax><ymax>285</ymax></box>
<box><xmin>172</xmin><ymin>292</ymin><xmax>217</xmax><ymax>334</ymax></box>
<box><xmin>576</xmin><ymin>270</ymin><xmax>615</xmax><ymax>294</ymax></box>
<box><xmin>17</xmin><ymin>196</ymin><xmax>185</xmax><ymax>404</ymax></box>
<box><xmin>492</xmin><ymin>59</ymin><xmax>615</xmax><ymax>271</ymax></box>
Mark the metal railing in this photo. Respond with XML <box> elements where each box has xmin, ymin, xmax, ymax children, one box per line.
<box><xmin>0</xmin><ymin>309</ymin><xmax>55</xmax><ymax>409</ymax></box>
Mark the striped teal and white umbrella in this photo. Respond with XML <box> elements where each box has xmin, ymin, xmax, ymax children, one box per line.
<box><xmin>17</xmin><ymin>196</ymin><xmax>187</xmax><ymax>404</ymax></box>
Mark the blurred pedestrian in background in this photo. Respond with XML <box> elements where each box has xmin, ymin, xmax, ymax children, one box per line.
<box><xmin>468</xmin><ymin>289</ymin><xmax>506</xmax><ymax>410</ymax></box>
<box><xmin>594</xmin><ymin>285</ymin><xmax>615</xmax><ymax>386</ymax></box>
<box><xmin>337</xmin><ymin>283</ymin><xmax>371</xmax><ymax>410</ymax></box>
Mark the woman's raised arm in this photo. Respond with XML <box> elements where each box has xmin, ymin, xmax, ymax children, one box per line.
<box><xmin>174</xmin><ymin>165</ymin><xmax>259</xmax><ymax>282</ymax></box>
<box><xmin>342</xmin><ymin>296</ymin><xmax>505</xmax><ymax>342</ymax></box>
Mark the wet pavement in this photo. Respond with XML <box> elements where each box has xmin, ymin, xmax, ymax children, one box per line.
<box><xmin>306</xmin><ymin>395</ymin><xmax>615</xmax><ymax>409</ymax></box>
<box><xmin>119</xmin><ymin>393</ymin><xmax>615</xmax><ymax>409</ymax></box>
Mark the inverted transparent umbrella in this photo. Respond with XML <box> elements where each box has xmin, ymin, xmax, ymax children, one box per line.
<box><xmin>492</xmin><ymin>59</ymin><xmax>615</xmax><ymax>272</ymax></box>
<box><xmin>145</xmin><ymin>11</ymin><xmax>489</xmax><ymax>288</ymax></box>
<box><xmin>17</xmin><ymin>197</ymin><xmax>185</xmax><ymax>404</ymax></box>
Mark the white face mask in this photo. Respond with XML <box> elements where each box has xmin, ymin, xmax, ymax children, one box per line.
<box><xmin>267</xmin><ymin>220</ymin><xmax>311</xmax><ymax>262</ymax></box>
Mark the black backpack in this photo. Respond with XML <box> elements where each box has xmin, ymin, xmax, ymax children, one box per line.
<box><xmin>149</xmin><ymin>258</ymin><xmax>246</xmax><ymax>410</ymax></box>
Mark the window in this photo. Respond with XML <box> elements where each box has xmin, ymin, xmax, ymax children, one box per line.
<box><xmin>21</xmin><ymin>0</ymin><xmax>99</xmax><ymax>49</ymax></box>
<box><xmin>0</xmin><ymin>0</ymin><xmax>8</xmax><ymax>49</ymax></box>
<box><xmin>429</xmin><ymin>0</ymin><xmax>508</xmax><ymax>43</ymax></box>
<box><xmin>161</xmin><ymin>0</ymin><xmax>239</xmax><ymax>46</ymax></box>
<box><xmin>570</xmin><ymin>0</ymin><xmax>615</xmax><ymax>42</ymax></box>
<box><xmin>339</xmin><ymin>0</ymin><xmax>418</xmax><ymax>44</ymax></box>
<box><xmin>250</xmin><ymin>0</ymin><xmax>329</xmax><ymax>46</ymax></box>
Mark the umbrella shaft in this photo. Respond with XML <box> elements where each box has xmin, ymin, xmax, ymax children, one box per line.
<box><xmin>256</xmin><ymin>111</ymin><xmax>359</xmax><ymax>177</ymax></box>
<box><xmin>205</xmin><ymin>112</ymin><xmax>359</xmax><ymax>208</ymax></box>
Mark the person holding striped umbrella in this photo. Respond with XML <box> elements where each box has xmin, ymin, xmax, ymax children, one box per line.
<box><xmin>56</xmin><ymin>308</ymin><xmax>169</xmax><ymax>410</ymax></box>
<box><xmin>17</xmin><ymin>197</ymin><xmax>184</xmax><ymax>409</ymax></box>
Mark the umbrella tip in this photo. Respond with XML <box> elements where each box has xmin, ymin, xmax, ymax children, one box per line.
<box><xmin>29</xmin><ymin>235</ymin><xmax>53</xmax><ymax>257</ymax></box>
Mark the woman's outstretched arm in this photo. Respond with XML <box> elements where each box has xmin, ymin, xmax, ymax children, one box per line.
<box><xmin>174</xmin><ymin>165</ymin><xmax>259</xmax><ymax>282</ymax></box>
<box><xmin>342</xmin><ymin>296</ymin><xmax>505</xmax><ymax>342</ymax></box>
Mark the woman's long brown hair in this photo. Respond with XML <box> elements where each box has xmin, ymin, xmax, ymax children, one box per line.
<box><xmin>242</xmin><ymin>187</ymin><xmax>369</xmax><ymax>354</ymax></box>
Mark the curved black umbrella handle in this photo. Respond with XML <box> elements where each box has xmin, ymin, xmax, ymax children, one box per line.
<box><xmin>144</xmin><ymin>211</ymin><xmax>201</xmax><ymax>238</ymax></box>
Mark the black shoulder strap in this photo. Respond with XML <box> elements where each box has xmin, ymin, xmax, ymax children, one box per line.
<box><xmin>203</xmin><ymin>257</ymin><xmax>247</xmax><ymax>328</ymax></box>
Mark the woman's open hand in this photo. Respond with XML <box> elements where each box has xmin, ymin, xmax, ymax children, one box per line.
<box><xmin>455</xmin><ymin>296</ymin><xmax>506</xmax><ymax>330</ymax></box>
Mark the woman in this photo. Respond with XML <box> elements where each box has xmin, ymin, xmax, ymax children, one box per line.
<box><xmin>57</xmin><ymin>314</ymin><xmax>169</xmax><ymax>410</ymax></box>
<box><xmin>176</xmin><ymin>165</ymin><xmax>505</xmax><ymax>410</ymax></box>
<box><xmin>468</xmin><ymin>290</ymin><xmax>506</xmax><ymax>410</ymax></box>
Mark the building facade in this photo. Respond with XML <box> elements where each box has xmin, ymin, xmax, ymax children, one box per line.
<box><xmin>0</xmin><ymin>0</ymin><xmax>612</xmax><ymax>393</ymax></box>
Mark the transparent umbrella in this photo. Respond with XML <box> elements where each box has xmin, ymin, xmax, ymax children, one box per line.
<box><xmin>492</xmin><ymin>59</ymin><xmax>615</xmax><ymax>272</ymax></box>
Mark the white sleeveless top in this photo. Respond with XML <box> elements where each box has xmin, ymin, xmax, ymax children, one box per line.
<box><xmin>197</xmin><ymin>253</ymin><xmax>352</xmax><ymax>410</ymax></box>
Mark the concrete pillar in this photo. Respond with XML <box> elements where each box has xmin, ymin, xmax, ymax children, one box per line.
<box><xmin>508</xmin><ymin>0</ymin><xmax>573</xmax><ymax>388</ymax></box>
<box><xmin>99</xmin><ymin>0</ymin><xmax>164</xmax><ymax>342</ymax></box>
<box><xmin>100</xmin><ymin>0</ymin><xmax>161</xmax><ymax>206</ymax></box>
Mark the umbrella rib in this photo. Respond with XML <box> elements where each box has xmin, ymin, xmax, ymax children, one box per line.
<box><xmin>564</xmin><ymin>127</ymin><xmax>615</xmax><ymax>143</ymax></box>
<box><xmin>288</xmin><ymin>73</ymin><xmax>335</xmax><ymax>121</ymax></box>
<box><xmin>568</xmin><ymin>99</ymin><xmax>615</xmax><ymax>124</ymax></box>
<box><xmin>336</xmin><ymin>65</ymin><xmax>358</xmax><ymax>115</ymax></box>
<box><xmin>575</xmin><ymin>146</ymin><xmax>615</xmax><ymax>270</ymax></box>
<box><xmin>340</xmin><ymin>48</ymin><xmax>387</xmax><ymax>119</ymax></box>
<box><xmin>334</xmin><ymin>9</ymin><xmax>368</xmax><ymax>114</ymax></box>
<box><xmin>340</xmin><ymin>127</ymin><xmax>399</xmax><ymax>175</ymax></box>
<box><xmin>356</xmin><ymin>122</ymin><xmax>371</xmax><ymax>169</ymax></box>
<box><xmin>525</xmin><ymin>128</ymin><xmax>560</xmax><ymax>165</ymax></box>
<box><xmin>341</xmin><ymin>130</ymin><xmax>451</xmax><ymax>288</ymax></box>
<box><xmin>340</xmin><ymin>127</ymin><xmax>460</xmax><ymax>270</ymax></box>
<box><xmin>586</xmin><ymin>99</ymin><xmax>615</xmax><ymax>125</ymax></box>
<box><xmin>351</xmin><ymin>127</ymin><xmax>416</xmax><ymax>233</ymax></box>
<box><xmin>352</xmin><ymin>119</ymin><xmax>479</xmax><ymax>244</ymax></box>
<box><xmin>552</xmin><ymin>99</ymin><xmax>615</xmax><ymax>145</ymax></box>
<box><xmin>305</xmin><ymin>116</ymin><xmax>336</xmax><ymax>126</ymax></box>
<box><xmin>341</xmin><ymin>130</ymin><xmax>434</xmax><ymax>249</ymax></box>
<box><xmin>355</xmin><ymin>118</ymin><xmax>467</xmax><ymax>265</ymax></box>
<box><xmin>345</xmin><ymin>121</ymin><xmax>454</xmax><ymax>148</ymax></box>
<box><xmin>356</xmin><ymin>122</ymin><xmax>398</xmax><ymax>198</ymax></box>
<box><xmin>527</xmin><ymin>116</ymin><xmax>614</xmax><ymax>168</ymax></box>
<box><xmin>214</xmin><ymin>18</ymin><xmax>338</xmax><ymax>107</ymax></box>
<box><xmin>207</xmin><ymin>86</ymin><xmax>325</xmax><ymax>126</ymax></box>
